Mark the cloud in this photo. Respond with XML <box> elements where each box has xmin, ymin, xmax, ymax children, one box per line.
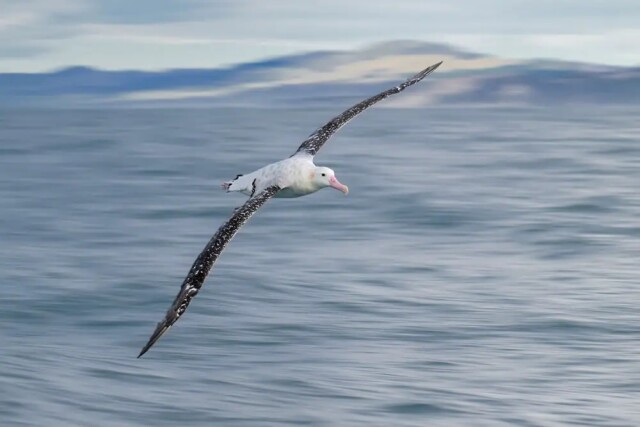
<box><xmin>0</xmin><ymin>0</ymin><xmax>88</xmax><ymax>59</ymax></box>
<box><xmin>90</xmin><ymin>0</ymin><xmax>234</xmax><ymax>24</ymax></box>
<box><xmin>0</xmin><ymin>44</ymin><xmax>49</xmax><ymax>59</ymax></box>
<box><xmin>1</xmin><ymin>0</ymin><xmax>640</xmax><ymax>70</ymax></box>
<box><xmin>79</xmin><ymin>23</ymin><xmax>334</xmax><ymax>49</ymax></box>
<box><xmin>526</xmin><ymin>29</ymin><xmax>640</xmax><ymax>65</ymax></box>
<box><xmin>430</xmin><ymin>29</ymin><xmax>640</xmax><ymax>66</ymax></box>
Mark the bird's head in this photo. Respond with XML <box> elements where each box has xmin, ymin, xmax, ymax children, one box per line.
<box><xmin>313</xmin><ymin>167</ymin><xmax>349</xmax><ymax>195</ymax></box>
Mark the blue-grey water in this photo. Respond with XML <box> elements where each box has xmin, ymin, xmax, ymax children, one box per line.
<box><xmin>1</xmin><ymin>106</ymin><xmax>639</xmax><ymax>426</ymax></box>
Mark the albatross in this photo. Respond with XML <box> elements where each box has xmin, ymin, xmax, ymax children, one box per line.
<box><xmin>138</xmin><ymin>61</ymin><xmax>443</xmax><ymax>357</ymax></box>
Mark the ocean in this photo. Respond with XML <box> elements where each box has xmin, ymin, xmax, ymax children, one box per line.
<box><xmin>1</xmin><ymin>106</ymin><xmax>639</xmax><ymax>426</ymax></box>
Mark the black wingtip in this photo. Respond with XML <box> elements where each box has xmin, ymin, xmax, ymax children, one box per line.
<box><xmin>412</xmin><ymin>61</ymin><xmax>444</xmax><ymax>81</ymax></box>
<box><xmin>137</xmin><ymin>320</ymin><xmax>172</xmax><ymax>358</ymax></box>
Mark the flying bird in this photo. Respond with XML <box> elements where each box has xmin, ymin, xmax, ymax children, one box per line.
<box><xmin>138</xmin><ymin>61</ymin><xmax>443</xmax><ymax>357</ymax></box>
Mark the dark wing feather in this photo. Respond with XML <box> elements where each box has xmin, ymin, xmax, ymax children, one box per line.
<box><xmin>138</xmin><ymin>185</ymin><xmax>281</xmax><ymax>358</ymax></box>
<box><xmin>294</xmin><ymin>61</ymin><xmax>443</xmax><ymax>156</ymax></box>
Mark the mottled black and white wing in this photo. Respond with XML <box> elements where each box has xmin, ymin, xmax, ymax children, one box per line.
<box><xmin>138</xmin><ymin>185</ymin><xmax>281</xmax><ymax>358</ymax></box>
<box><xmin>293</xmin><ymin>61</ymin><xmax>443</xmax><ymax>157</ymax></box>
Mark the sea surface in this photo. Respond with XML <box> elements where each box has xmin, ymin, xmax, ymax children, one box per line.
<box><xmin>1</xmin><ymin>106</ymin><xmax>639</xmax><ymax>426</ymax></box>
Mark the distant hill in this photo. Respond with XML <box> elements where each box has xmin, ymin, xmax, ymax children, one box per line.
<box><xmin>2</xmin><ymin>41</ymin><xmax>639</xmax><ymax>107</ymax></box>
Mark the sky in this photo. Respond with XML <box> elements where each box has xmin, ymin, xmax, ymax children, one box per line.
<box><xmin>2</xmin><ymin>0</ymin><xmax>640</xmax><ymax>72</ymax></box>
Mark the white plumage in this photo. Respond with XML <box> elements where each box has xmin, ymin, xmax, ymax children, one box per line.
<box><xmin>223</xmin><ymin>154</ymin><xmax>348</xmax><ymax>198</ymax></box>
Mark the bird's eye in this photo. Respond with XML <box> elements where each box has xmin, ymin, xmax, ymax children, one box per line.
<box><xmin>321</xmin><ymin>173</ymin><xmax>326</xmax><ymax>177</ymax></box>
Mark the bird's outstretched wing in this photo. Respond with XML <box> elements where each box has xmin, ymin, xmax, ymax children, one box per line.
<box><xmin>293</xmin><ymin>61</ymin><xmax>443</xmax><ymax>157</ymax></box>
<box><xmin>138</xmin><ymin>185</ymin><xmax>281</xmax><ymax>358</ymax></box>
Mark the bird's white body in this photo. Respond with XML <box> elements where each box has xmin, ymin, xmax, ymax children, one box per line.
<box><xmin>223</xmin><ymin>154</ymin><xmax>347</xmax><ymax>198</ymax></box>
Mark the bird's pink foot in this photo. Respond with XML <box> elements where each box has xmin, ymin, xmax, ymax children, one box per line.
<box><xmin>221</xmin><ymin>182</ymin><xmax>231</xmax><ymax>191</ymax></box>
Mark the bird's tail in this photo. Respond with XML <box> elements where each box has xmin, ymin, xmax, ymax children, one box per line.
<box><xmin>221</xmin><ymin>174</ymin><xmax>246</xmax><ymax>193</ymax></box>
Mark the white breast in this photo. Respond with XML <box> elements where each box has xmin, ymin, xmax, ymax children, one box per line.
<box><xmin>272</xmin><ymin>156</ymin><xmax>318</xmax><ymax>198</ymax></box>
